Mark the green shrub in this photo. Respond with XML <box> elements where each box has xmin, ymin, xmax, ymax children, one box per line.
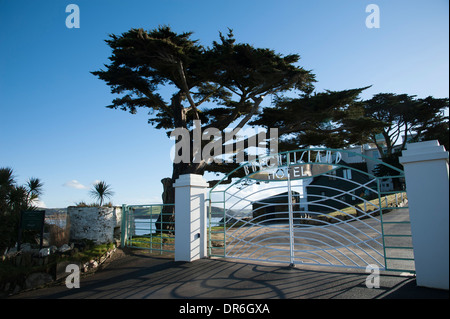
<box><xmin>0</xmin><ymin>167</ymin><xmax>44</xmax><ymax>251</ymax></box>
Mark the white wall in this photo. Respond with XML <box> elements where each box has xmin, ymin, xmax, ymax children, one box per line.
<box><xmin>68</xmin><ymin>206</ymin><xmax>122</xmax><ymax>244</ymax></box>
<box><xmin>173</xmin><ymin>174</ymin><xmax>208</xmax><ymax>262</ymax></box>
<box><xmin>400</xmin><ymin>140</ymin><xmax>449</xmax><ymax>290</ymax></box>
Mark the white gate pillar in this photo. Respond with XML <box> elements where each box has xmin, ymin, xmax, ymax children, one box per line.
<box><xmin>399</xmin><ymin>140</ymin><xmax>449</xmax><ymax>290</ymax></box>
<box><xmin>173</xmin><ymin>174</ymin><xmax>209</xmax><ymax>262</ymax></box>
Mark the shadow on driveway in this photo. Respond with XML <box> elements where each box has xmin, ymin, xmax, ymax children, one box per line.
<box><xmin>7</xmin><ymin>248</ymin><xmax>448</xmax><ymax>300</ymax></box>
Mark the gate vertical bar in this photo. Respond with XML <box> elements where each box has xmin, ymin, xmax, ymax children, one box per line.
<box><xmin>377</xmin><ymin>178</ymin><xmax>388</xmax><ymax>270</ymax></box>
<box><xmin>120</xmin><ymin>204</ymin><xmax>127</xmax><ymax>247</ymax></box>
<box><xmin>208</xmin><ymin>198</ymin><xmax>211</xmax><ymax>257</ymax></box>
<box><xmin>223</xmin><ymin>188</ymin><xmax>226</xmax><ymax>257</ymax></box>
<box><xmin>287</xmin><ymin>153</ymin><xmax>295</xmax><ymax>266</ymax></box>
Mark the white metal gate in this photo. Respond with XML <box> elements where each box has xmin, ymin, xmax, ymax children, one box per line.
<box><xmin>208</xmin><ymin>148</ymin><xmax>415</xmax><ymax>272</ymax></box>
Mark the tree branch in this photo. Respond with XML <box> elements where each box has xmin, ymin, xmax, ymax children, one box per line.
<box><xmin>230</xmin><ymin>96</ymin><xmax>264</xmax><ymax>133</ymax></box>
<box><xmin>194</xmin><ymin>85</ymin><xmax>223</xmax><ymax>107</ymax></box>
<box><xmin>177</xmin><ymin>61</ymin><xmax>200</xmax><ymax>120</ymax></box>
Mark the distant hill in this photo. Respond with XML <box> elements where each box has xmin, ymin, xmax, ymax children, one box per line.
<box><xmin>209</xmin><ymin>206</ymin><xmax>251</xmax><ymax>218</ymax></box>
<box><xmin>39</xmin><ymin>208</ymin><xmax>67</xmax><ymax>216</ymax></box>
<box><xmin>41</xmin><ymin>205</ymin><xmax>251</xmax><ymax>219</ymax></box>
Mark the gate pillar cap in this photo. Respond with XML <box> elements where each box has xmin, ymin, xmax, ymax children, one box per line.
<box><xmin>173</xmin><ymin>174</ymin><xmax>209</xmax><ymax>188</ymax></box>
<box><xmin>399</xmin><ymin>140</ymin><xmax>448</xmax><ymax>165</ymax></box>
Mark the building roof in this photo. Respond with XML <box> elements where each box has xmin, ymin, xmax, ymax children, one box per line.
<box><xmin>252</xmin><ymin>191</ymin><xmax>301</xmax><ymax>205</ymax></box>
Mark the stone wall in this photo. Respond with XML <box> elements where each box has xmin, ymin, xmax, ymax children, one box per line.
<box><xmin>1</xmin><ymin>244</ymin><xmax>118</xmax><ymax>296</ymax></box>
<box><xmin>68</xmin><ymin>206</ymin><xmax>122</xmax><ymax>244</ymax></box>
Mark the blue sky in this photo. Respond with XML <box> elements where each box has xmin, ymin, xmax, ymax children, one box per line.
<box><xmin>0</xmin><ymin>0</ymin><xmax>448</xmax><ymax>208</ymax></box>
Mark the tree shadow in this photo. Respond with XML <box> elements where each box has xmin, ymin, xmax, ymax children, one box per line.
<box><xmin>8</xmin><ymin>251</ymin><xmax>448</xmax><ymax>299</ymax></box>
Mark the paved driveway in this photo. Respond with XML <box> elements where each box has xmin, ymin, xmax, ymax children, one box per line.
<box><xmin>223</xmin><ymin>208</ymin><xmax>414</xmax><ymax>272</ymax></box>
<box><xmin>7</xmin><ymin>248</ymin><xmax>447</xmax><ymax>301</ymax></box>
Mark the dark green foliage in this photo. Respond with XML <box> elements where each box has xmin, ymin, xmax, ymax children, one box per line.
<box><xmin>0</xmin><ymin>167</ymin><xmax>44</xmax><ymax>251</ymax></box>
<box><xmin>92</xmin><ymin>26</ymin><xmax>317</xmax><ymax>182</ymax></box>
<box><xmin>408</xmin><ymin>96</ymin><xmax>449</xmax><ymax>151</ymax></box>
<box><xmin>362</xmin><ymin>93</ymin><xmax>449</xmax><ymax>155</ymax></box>
<box><xmin>251</xmin><ymin>87</ymin><xmax>385</xmax><ymax>150</ymax></box>
<box><xmin>362</xmin><ymin>94</ymin><xmax>448</xmax><ymax>185</ymax></box>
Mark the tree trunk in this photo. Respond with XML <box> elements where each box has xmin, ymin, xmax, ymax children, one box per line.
<box><xmin>157</xmin><ymin>160</ymin><xmax>206</xmax><ymax>233</ymax></box>
<box><xmin>156</xmin><ymin>91</ymin><xmax>209</xmax><ymax>233</ymax></box>
<box><xmin>156</xmin><ymin>177</ymin><xmax>175</xmax><ymax>233</ymax></box>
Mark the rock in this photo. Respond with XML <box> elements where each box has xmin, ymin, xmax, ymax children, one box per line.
<box><xmin>25</xmin><ymin>272</ymin><xmax>53</xmax><ymax>290</ymax></box>
<box><xmin>89</xmin><ymin>260</ymin><xmax>98</xmax><ymax>269</ymax></box>
<box><xmin>20</xmin><ymin>243</ymin><xmax>31</xmax><ymax>252</ymax></box>
<box><xmin>5</xmin><ymin>247</ymin><xmax>18</xmax><ymax>258</ymax></box>
<box><xmin>212</xmin><ymin>241</ymin><xmax>224</xmax><ymax>247</ymax></box>
<box><xmin>58</xmin><ymin>244</ymin><xmax>71</xmax><ymax>253</ymax></box>
<box><xmin>39</xmin><ymin>248</ymin><xmax>51</xmax><ymax>257</ymax></box>
<box><xmin>20</xmin><ymin>253</ymin><xmax>33</xmax><ymax>267</ymax></box>
<box><xmin>34</xmin><ymin>256</ymin><xmax>48</xmax><ymax>266</ymax></box>
<box><xmin>35</xmin><ymin>233</ymin><xmax>49</xmax><ymax>247</ymax></box>
<box><xmin>50</xmin><ymin>245</ymin><xmax>58</xmax><ymax>254</ymax></box>
<box><xmin>12</xmin><ymin>284</ymin><xmax>21</xmax><ymax>295</ymax></box>
<box><xmin>14</xmin><ymin>255</ymin><xmax>22</xmax><ymax>266</ymax></box>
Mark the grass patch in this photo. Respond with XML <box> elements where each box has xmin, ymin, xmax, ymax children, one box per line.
<box><xmin>68</xmin><ymin>242</ymin><xmax>115</xmax><ymax>263</ymax></box>
<box><xmin>128</xmin><ymin>233</ymin><xmax>174</xmax><ymax>250</ymax></box>
<box><xmin>323</xmin><ymin>193</ymin><xmax>407</xmax><ymax>220</ymax></box>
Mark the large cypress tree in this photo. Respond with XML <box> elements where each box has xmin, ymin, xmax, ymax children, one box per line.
<box><xmin>92</xmin><ymin>26</ymin><xmax>375</xmax><ymax>230</ymax></box>
<box><xmin>92</xmin><ymin>27</ymin><xmax>315</xmax><ymax>227</ymax></box>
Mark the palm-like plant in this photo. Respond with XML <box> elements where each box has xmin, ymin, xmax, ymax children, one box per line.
<box><xmin>0</xmin><ymin>167</ymin><xmax>15</xmax><ymax>188</ymax></box>
<box><xmin>0</xmin><ymin>167</ymin><xmax>15</xmax><ymax>214</ymax></box>
<box><xmin>0</xmin><ymin>167</ymin><xmax>44</xmax><ymax>250</ymax></box>
<box><xmin>25</xmin><ymin>177</ymin><xmax>44</xmax><ymax>207</ymax></box>
<box><xmin>0</xmin><ymin>169</ymin><xmax>45</xmax><ymax>212</ymax></box>
<box><xmin>89</xmin><ymin>181</ymin><xmax>114</xmax><ymax>207</ymax></box>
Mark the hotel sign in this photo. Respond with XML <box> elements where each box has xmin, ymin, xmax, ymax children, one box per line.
<box><xmin>242</xmin><ymin>149</ymin><xmax>342</xmax><ymax>181</ymax></box>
